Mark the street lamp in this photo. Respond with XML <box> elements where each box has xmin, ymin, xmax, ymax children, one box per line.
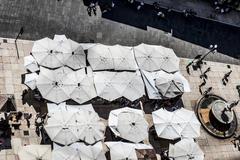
<box><xmin>15</xmin><ymin>27</ymin><xmax>24</xmax><ymax>59</ymax></box>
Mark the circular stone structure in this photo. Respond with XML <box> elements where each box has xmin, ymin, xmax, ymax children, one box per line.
<box><xmin>195</xmin><ymin>94</ymin><xmax>238</xmax><ymax>138</ymax></box>
<box><xmin>210</xmin><ymin>100</ymin><xmax>234</xmax><ymax>124</ymax></box>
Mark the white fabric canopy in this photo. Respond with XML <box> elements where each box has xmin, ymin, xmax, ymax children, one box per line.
<box><xmin>64</xmin><ymin>39</ymin><xmax>86</xmax><ymax>70</ymax></box>
<box><xmin>87</xmin><ymin>44</ymin><xmax>114</xmax><ymax>70</ymax></box>
<box><xmin>94</xmin><ymin>71</ymin><xmax>123</xmax><ymax>101</ymax></box>
<box><xmin>120</xmin><ymin>71</ymin><xmax>145</xmax><ymax>101</ymax></box>
<box><xmin>24</xmin><ymin>73</ymin><xmax>38</xmax><ymax>90</ymax></box>
<box><xmin>31</xmin><ymin>37</ymin><xmax>64</xmax><ymax>68</ymax></box>
<box><xmin>52</xmin><ymin>146</ymin><xmax>80</xmax><ymax>160</ymax></box>
<box><xmin>109</xmin><ymin>45</ymin><xmax>138</xmax><ymax>70</ymax></box>
<box><xmin>47</xmin><ymin>103</ymin><xmax>95</xmax><ymax>113</ymax></box>
<box><xmin>152</xmin><ymin>108</ymin><xmax>184</xmax><ymax>140</ymax></box>
<box><xmin>108</xmin><ymin>107</ymin><xmax>148</xmax><ymax>143</ymax></box>
<box><xmin>63</xmin><ymin>68</ymin><xmax>97</xmax><ymax>104</ymax></box>
<box><xmin>152</xmin><ymin>108</ymin><xmax>201</xmax><ymax>139</ymax></box>
<box><xmin>36</xmin><ymin>66</ymin><xmax>74</xmax><ymax>104</ymax></box>
<box><xmin>94</xmin><ymin>71</ymin><xmax>145</xmax><ymax>101</ymax></box>
<box><xmin>105</xmin><ymin>142</ymin><xmax>138</xmax><ymax>160</ymax></box>
<box><xmin>169</xmin><ymin>139</ymin><xmax>204</xmax><ymax>160</ymax></box>
<box><xmin>175</xmin><ymin>108</ymin><xmax>201</xmax><ymax>138</ymax></box>
<box><xmin>44</xmin><ymin>110</ymin><xmax>80</xmax><ymax>145</ymax></box>
<box><xmin>70</xmin><ymin>142</ymin><xmax>106</xmax><ymax>160</ymax></box>
<box><xmin>134</xmin><ymin>43</ymin><xmax>179</xmax><ymax>72</ymax></box>
<box><xmin>24</xmin><ymin>55</ymin><xmax>39</xmax><ymax>72</ymax></box>
<box><xmin>141</xmin><ymin>70</ymin><xmax>190</xmax><ymax>99</ymax></box>
<box><xmin>18</xmin><ymin>145</ymin><xmax>51</xmax><ymax>160</ymax></box>
<box><xmin>75</xmin><ymin>109</ymin><xmax>106</xmax><ymax>144</ymax></box>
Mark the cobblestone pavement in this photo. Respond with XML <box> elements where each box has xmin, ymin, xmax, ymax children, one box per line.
<box><xmin>0</xmin><ymin>38</ymin><xmax>240</xmax><ymax>159</ymax></box>
<box><xmin>0</xmin><ymin>0</ymin><xmax>239</xmax><ymax>64</ymax></box>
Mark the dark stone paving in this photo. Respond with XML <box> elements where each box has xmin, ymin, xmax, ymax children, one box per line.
<box><xmin>0</xmin><ymin>0</ymin><xmax>239</xmax><ymax>64</ymax></box>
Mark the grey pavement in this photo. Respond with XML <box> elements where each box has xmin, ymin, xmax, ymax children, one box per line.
<box><xmin>0</xmin><ymin>0</ymin><xmax>239</xmax><ymax>65</ymax></box>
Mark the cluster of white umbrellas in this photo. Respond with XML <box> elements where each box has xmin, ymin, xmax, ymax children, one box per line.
<box><xmin>31</xmin><ymin>35</ymin><xmax>86</xmax><ymax>70</ymax></box>
<box><xmin>88</xmin><ymin>44</ymin><xmax>138</xmax><ymax>71</ymax></box>
<box><xmin>21</xmin><ymin>35</ymin><xmax>205</xmax><ymax>160</ymax></box>
<box><xmin>44</xmin><ymin>104</ymin><xmax>105</xmax><ymax>145</ymax></box>
<box><xmin>152</xmin><ymin>108</ymin><xmax>201</xmax><ymax>140</ymax></box>
<box><xmin>94</xmin><ymin>71</ymin><xmax>145</xmax><ymax>101</ymax></box>
<box><xmin>134</xmin><ymin>43</ymin><xmax>180</xmax><ymax>72</ymax></box>
<box><xmin>52</xmin><ymin>141</ymin><xmax>106</xmax><ymax>160</ymax></box>
<box><xmin>152</xmin><ymin>108</ymin><xmax>203</xmax><ymax>160</ymax></box>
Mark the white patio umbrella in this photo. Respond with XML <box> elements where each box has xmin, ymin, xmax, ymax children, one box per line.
<box><xmin>108</xmin><ymin>107</ymin><xmax>148</xmax><ymax>143</ymax></box>
<box><xmin>44</xmin><ymin>110</ymin><xmax>79</xmax><ymax>145</ymax></box>
<box><xmin>70</xmin><ymin>142</ymin><xmax>106</xmax><ymax>160</ymax></box>
<box><xmin>31</xmin><ymin>37</ymin><xmax>64</xmax><ymax>68</ymax></box>
<box><xmin>64</xmin><ymin>39</ymin><xmax>86</xmax><ymax>70</ymax></box>
<box><xmin>175</xmin><ymin>108</ymin><xmax>201</xmax><ymax>138</ymax></box>
<box><xmin>36</xmin><ymin>66</ymin><xmax>74</xmax><ymax>104</ymax></box>
<box><xmin>169</xmin><ymin>139</ymin><xmax>204</xmax><ymax>160</ymax></box>
<box><xmin>63</xmin><ymin>68</ymin><xmax>97</xmax><ymax>104</ymax></box>
<box><xmin>155</xmin><ymin>76</ymin><xmax>184</xmax><ymax>99</ymax></box>
<box><xmin>152</xmin><ymin>108</ymin><xmax>184</xmax><ymax>140</ymax></box>
<box><xmin>160</xmin><ymin>47</ymin><xmax>180</xmax><ymax>73</ymax></box>
<box><xmin>119</xmin><ymin>71</ymin><xmax>145</xmax><ymax>101</ymax></box>
<box><xmin>18</xmin><ymin>145</ymin><xmax>51</xmax><ymax>160</ymax></box>
<box><xmin>141</xmin><ymin>70</ymin><xmax>190</xmax><ymax>99</ymax></box>
<box><xmin>87</xmin><ymin>44</ymin><xmax>114</xmax><ymax>70</ymax></box>
<box><xmin>94</xmin><ymin>71</ymin><xmax>124</xmax><ymax>101</ymax></box>
<box><xmin>105</xmin><ymin>142</ymin><xmax>138</xmax><ymax>160</ymax></box>
<box><xmin>109</xmin><ymin>45</ymin><xmax>138</xmax><ymax>70</ymax></box>
<box><xmin>24</xmin><ymin>73</ymin><xmax>38</xmax><ymax>90</ymax></box>
<box><xmin>24</xmin><ymin>55</ymin><xmax>39</xmax><ymax>72</ymax></box>
<box><xmin>134</xmin><ymin>44</ymin><xmax>179</xmax><ymax>72</ymax></box>
<box><xmin>75</xmin><ymin>109</ymin><xmax>106</xmax><ymax>144</ymax></box>
<box><xmin>52</xmin><ymin>146</ymin><xmax>80</xmax><ymax>160</ymax></box>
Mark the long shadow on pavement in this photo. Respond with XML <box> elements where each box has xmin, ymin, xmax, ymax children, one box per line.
<box><xmin>101</xmin><ymin>0</ymin><xmax>240</xmax><ymax>59</ymax></box>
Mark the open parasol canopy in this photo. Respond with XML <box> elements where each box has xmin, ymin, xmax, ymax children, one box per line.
<box><xmin>36</xmin><ymin>66</ymin><xmax>74</xmax><ymax>104</ymax></box>
<box><xmin>31</xmin><ymin>37</ymin><xmax>64</xmax><ymax>69</ymax></box>
<box><xmin>93</xmin><ymin>71</ymin><xmax>124</xmax><ymax>101</ymax></box>
<box><xmin>18</xmin><ymin>145</ymin><xmax>51</xmax><ymax>160</ymax></box>
<box><xmin>108</xmin><ymin>107</ymin><xmax>148</xmax><ymax>143</ymax></box>
<box><xmin>105</xmin><ymin>142</ymin><xmax>138</xmax><ymax>160</ymax></box>
<box><xmin>63</xmin><ymin>68</ymin><xmax>97</xmax><ymax>104</ymax></box>
<box><xmin>134</xmin><ymin>43</ymin><xmax>179</xmax><ymax>72</ymax></box>
<box><xmin>70</xmin><ymin>142</ymin><xmax>106</xmax><ymax>160</ymax></box>
<box><xmin>109</xmin><ymin>45</ymin><xmax>138</xmax><ymax>70</ymax></box>
<box><xmin>44</xmin><ymin>110</ymin><xmax>80</xmax><ymax>145</ymax></box>
<box><xmin>75</xmin><ymin>109</ymin><xmax>106</xmax><ymax>144</ymax></box>
<box><xmin>169</xmin><ymin>139</ymin><xmax>204</xmax><ymax>160</ymax></box>
<box><xmin>152</xmin><ymin>108</ymin><xmax>184</xmax><ymax>140</ymax></box>
<box><xmin>87</xmin><ymin>44</ymin><xmax>114</xmax><ymax>70</ymax></box>
<box><xmin>64</xmin><ymin>39</ymin><xmax>86</xmax><ymax>70</ymax></box>
<box><xmin>52</xmin><ymin>146</ymin><xmax>80</xmax><ymax>160</ymax></box>
<box><xmin>141</xmin><ymin>70</ymin><xmax>190</xmax><ymax>99</ymax></box>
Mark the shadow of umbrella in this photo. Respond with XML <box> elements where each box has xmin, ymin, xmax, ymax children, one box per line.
<box><xmin>22</xmin><ymin>89</ymin><xmax>48</xmax><ymax>115</ymax></box>
<box><xmin>135</xmin><ymin>148</ymin><xmax>157</xmax><ymax>160</ymax></box>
